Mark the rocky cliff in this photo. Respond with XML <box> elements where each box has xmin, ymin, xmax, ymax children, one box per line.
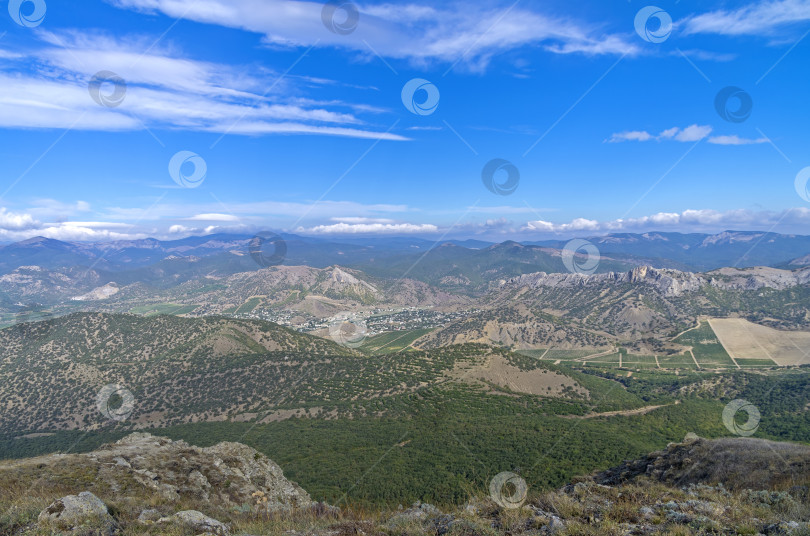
<box><xmin>502</xmin><ymin>265</ymin><xmax>810</xmax><ymax>298</ymax></box>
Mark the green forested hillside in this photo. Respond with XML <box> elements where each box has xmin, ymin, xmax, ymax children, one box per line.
<box><xmin>2</xmin><ymin>313</ymin><xmax>810</xmax><ymax>507</ymax></box>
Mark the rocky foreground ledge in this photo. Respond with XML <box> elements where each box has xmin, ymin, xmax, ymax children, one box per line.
<box><xmin>2</xmin><ymin>433</ymin><xmax>810</xmax><ymax>535</ymax></box>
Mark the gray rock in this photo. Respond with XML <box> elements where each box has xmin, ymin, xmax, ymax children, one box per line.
<box><xmin>665</xmin><ymin>510</ymin><xmax>692</xmax><ymax>524</ymax></box>
<box><xmin>158</xmin><ymin>510</ymin><xmax>230</xmax><ymax>535</ymax></box>
<box><xmin>546</xmin><ymin>515</ymin><xmax>566</xmax><ymax>534</ymax></box>
<box><xmin>38</xmin><ymin>491</ymin><xmax>114</xmax><ymax>533</ymax></box>
<box><xmin>639</xmin><ymin>506</ymin><xmax>655</xmax><ymax>519</ymax></box>
<box><xmin>431</xmin><ymin>513</ymin><xmax>455</xmax><ymax>535</ymax></box>
<box><xmin>310</xmin><ymin>501</ymin><xmax>341</xmax><ymax>518</ymax></box>
<box><xmin>392</xmin><ymin>501</ymin><xmax>440</xmax><ymax>521</ymax></box>
<box><xmin>94</xmin><ymin>433</ymin><xmax>311</xmax><ymax>510</ymax></box>
<box><xmin>137</xmin><ymin>508</ymin><xmax>161</xmax><ymax>524</ymax></box>
<box><xmin>387</xmin><ymin>502</ymin><xmax>444</xmax><ymax>529</ymax></box>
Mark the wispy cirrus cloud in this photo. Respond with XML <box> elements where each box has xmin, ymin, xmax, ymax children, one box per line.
<box><xmin>109</xmin><ymin>0</ymin><xmax>640</xmax><ymax>69</ymax></box>
<box><xmin>186</xmin><ymin>213</ymin><xmax>242</xmax><ymax>222</ymax></box>
<box><xmin>708</xmin><ymin>135</ymin><xmax>769</xmax><ymax>145</ymax></box>
<box><xmin>607</xmin><ymin>125</ymin><xmax>768</xmax><ymax>145</ymax></box>
<box><xmin>683</xmin><ymin>0</ymin><xmax>810</xmax><ymax>37</ymax></box>
<box><xmin>0</xmin><ymin>31</ymin><xmax>407</xmax><ymax>140</ymax></box>
<box><xmin>297</xmin><ymin>221</ymin><xmax>439</xmax><ymax>234</ymax></box>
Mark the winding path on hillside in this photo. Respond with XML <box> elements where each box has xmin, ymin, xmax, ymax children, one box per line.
<box><xmin>564</xmin><ymin>400</ymin><xmax>681</xmax><ymax>419</ymax></box>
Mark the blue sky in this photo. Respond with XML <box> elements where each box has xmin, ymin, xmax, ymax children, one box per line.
<box><xmin>1</xmin><ymin>0</ymin><xmax>810</xmax><ymax>242</ymax></box>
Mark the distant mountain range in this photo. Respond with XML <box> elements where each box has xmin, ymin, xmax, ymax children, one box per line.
<box><xmin>3</xmin><ymin>230</ymin><xmax>810</xmax><ymax>276</ymax></box>
<box><xmin>530</xmin><ymin>231</ymin><xmax>810</xmax><ymax>271</ymax></box>
<box><xmin>3</xmin><ymin>230</ymin><xmax>810</xmax><ymax>354</ymax></box>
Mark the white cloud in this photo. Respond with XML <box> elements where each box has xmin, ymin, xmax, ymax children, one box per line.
<box><xmin>707</xmin><ymin>135</ymin><xmax>770</xmax><ymax>145</ymax></box>
<box><xmin>0</xmin><ymin>222</ymin><xmax>146</xmax><ymax>242</ymax></box>
<box><xmin>26</xmin><ymin>199</ymin><xmax>92</xmax><ymax>220</ymax></box>
<box><xmin>658</xmin><ymin>127</ymin><xmax>679</xmax><ymax>139</ymax></box>
<box><xmin>0</xmin><ymin>31</ymin><xmax>408</xmax><ymax>140</ymax></box>
<box><xmin>59</xmin><ymin>221</ymin><xmax>134</xmax><ymax>229</ymax></box>
<box><xmin>523</xmin><ymin>217</ymin><xmax>600</xmax><ymax>233</ymax></box>
<box><xmin>186</xmin><ymin>213</ymin><xmax>241</xmax><ymax>222</ymax></box>
<box><xmin>684</xmin><ymin>0</ymin><xmax>810</xmax><ymax>36</ymax></box>
<box><xmin>466</xmin><ymin>205</ymin><xmax>553</xmax><ymax>215</ymax></box>
<box><xmin>330</xmin><ymin>217</ymin><xmax>396</xmax><ymax>224</ymax></box>
<box><xmin>110</xmin><ymin>0</ymin><xmax>639</xmax><ymax>68</ymax></box>
<box><xmin>100</xmin><ymin>199</ymin><xmax>411</xmax><ymax>223</ymax></box>
<box><xmin>3</xmin><ymin>202</ymin><xmax>810</xmax><ymax>243</ymax></box>
<box><xmin>168</xmin><ymin>225</ymin><xmax>193</xmax><ymax>234</ymax></box>
<box><xmin>0</xmin><ymin>208</ymin><xmax>41</xmax><ymax>231</ymax></box>
<box><xmin>675</xmin><ymin>124</ymin><xmax>713</xmax><ymax>142</ymax></box>
<box><xmin>0</xmin><ymin>49</ymin><xmax>24</xmax><ymax>59</ymax></box>
<box><xmin>606</xmin><ymin>130</ymin><xmax>654</xmax><ymax>143</ymax></box>
<box><xmin>607</xmin><ymin>125</ymin><xmax>712</xmax><ymax>143</ymax></box>
<box><xmin>608</xmin><ymin>125</ymin><xmax>773</xmax><ymax>146</ymax></box>
<box><xmin>524</xmin><ymin>208</ymin><xmax>810</xmax><ymax>234</ymax></box>
<box><xmin>298</xmin><ymin>222</ymin><xmax>439</xmax><ymax>235</ymax></box>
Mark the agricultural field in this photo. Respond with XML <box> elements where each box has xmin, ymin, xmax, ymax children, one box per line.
<box><xmin>129</xmin><ymin>303</ymin><xmax>198</xmax><ymax>316</ymax></box>
<box><xmin>359</xmin><ymin>328</ymin><xmax>433</xmax><ymax>354</ymax></box>
<box><xmin>523</xmin><ymin>321</ymin><xmax>793</xmax><ymax>372</ymax></box>
<box><xmin>709</xmin><ymin>317</ymin><xmax>810</xmax><ymax>366</ymax></box>
<box><xmin>672</xmin><ymin>321</ymin><xmax>737</xmax><ymax>368</ymax></box>
<box><xmin>234</xmin><ymin>297</ymin><xmax>264</xmax><ymax>314</ymax></box>
<box><xmin>539</xmin><ymin>348</ymin><xmax>605</xmax><ymax>361</ymax></box>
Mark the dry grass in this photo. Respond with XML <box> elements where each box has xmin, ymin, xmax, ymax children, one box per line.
<box><xmin>1</xmin><ymin>466</ymin><xmax>809</xmax><ymax>535</ymax></box>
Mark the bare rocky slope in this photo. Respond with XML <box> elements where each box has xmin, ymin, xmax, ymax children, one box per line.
<box><xmin>418</xmin><ymin>265</ymin><xmax>810</xmax><ymax>350</ymax></box>
<box><xmin>502</xmin><ymin>266</ymin><xmax>810</xmax><ymax>298</ymax></box>
<box><xmin>0</xmin><ymin>264</ymin><xmax>469</xmax><ymax>320</ymax></box>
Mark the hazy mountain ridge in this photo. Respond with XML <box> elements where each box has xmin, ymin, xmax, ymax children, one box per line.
<box><xmin>4</xmin><ymin>230</ymin><xmax>810</xmax><ymax>277</ymax></box>
<box><xmin>533</xmin><ymin>231</ymin><xmax>810</xmax><ymax>271</ymax></box>
<box><xmin>60</xmin><ymin>265</ymin><xmax>470</xmax><ymax>320</ymax></box>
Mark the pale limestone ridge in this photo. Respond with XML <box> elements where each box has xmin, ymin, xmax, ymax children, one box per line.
<box><xmin>503</xmin><ymin>265</ymin><xmax>810</xmax><ymax>297</ymax></box>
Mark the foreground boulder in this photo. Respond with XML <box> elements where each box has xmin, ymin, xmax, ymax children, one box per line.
<box><xmin>594</xmin><ymin>435</ymin><xmax>810</xmax><ymax>491</ymax></box>
<box><xmin>158</xmin><ymin>510</ymin><xmax>229</xmax><ymax>535</ymax></box>
<box><xmin>88</xmin><ymin>432</ymin><xmax>312</xmax><ymax>509</ymax></box>
<box><xmin>38</xmin><ymin>491</ymin><xmax>115</xmax><ymax>534</ymax></box>
<box><xmin>3</xmin><ymin>432</ymin><xmax>312</xmax><ymax>516</ymax></box>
